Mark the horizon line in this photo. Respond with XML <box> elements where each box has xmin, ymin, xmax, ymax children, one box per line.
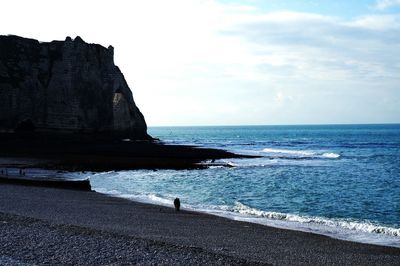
<box><xmin>148</xmin><ymin>122</ymin><xmax>400</xmax><ymax>128</ymax></box>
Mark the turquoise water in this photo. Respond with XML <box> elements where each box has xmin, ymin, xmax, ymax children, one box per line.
<box><xmin>89</xmin><ymin>124</ymin><xmax>400</xmax><ymax>247</ymax></box>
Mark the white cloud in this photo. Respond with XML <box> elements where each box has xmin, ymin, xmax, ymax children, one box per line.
<box><xmin>225</xmin><ymin>11</ymin><xmax>400</xmax><ymax>81</ymax></box>
<box><xmin>1</xmin><ymin>0</ymin><xmax>399</xmax><ymax>125</ymax></box>
<box><xmin>346</xmin><ymin>15</ymin><xmax>400</xmax><ymax>30</ymax></box>
<box><xmin>376</xmin><ymin>0</ymin><xmax>400</xmax><ymax>10</ymax></box>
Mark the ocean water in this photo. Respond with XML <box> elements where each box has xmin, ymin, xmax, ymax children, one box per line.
<box><xmin>87</xmin><ymin>124</ymin><xmax>400</xmax><ymax>247</ymax></box>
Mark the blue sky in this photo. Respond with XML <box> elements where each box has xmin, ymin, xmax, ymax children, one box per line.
<box><xmin>221</xmin><ymin>0</ymin><xmax>400</xmax><ymax>17</ymax></box>
<box><xmin>1</xmin><ymin>0</ymin><xmax>400</xmax><ymax>125</ymax></box>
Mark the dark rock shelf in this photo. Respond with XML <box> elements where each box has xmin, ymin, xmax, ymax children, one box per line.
<box><xmin>0</xmin><ymin>175</ymin><xmax>91</xmax><ymax>191</ymax></box>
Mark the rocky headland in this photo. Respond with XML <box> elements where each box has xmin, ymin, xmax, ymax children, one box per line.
<box><xmin>0</xmin><ymin>35</ymin><xmax>253</xmax><ymax>172</ymax></box>
<box><xmin>0</xmin><ymin>35</ymin><xmax>147</xmax><ymax>138</ymax></box>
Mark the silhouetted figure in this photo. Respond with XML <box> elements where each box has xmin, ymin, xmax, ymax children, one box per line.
<box><xmin>19</xmin><ymin>169</ymin><xmax>22</xmax><ymax>176</ymax></box>
<box><xmin>174</xmin><ymin>198</ymin><xmax>181</xmax><ymax>212</ymax></box>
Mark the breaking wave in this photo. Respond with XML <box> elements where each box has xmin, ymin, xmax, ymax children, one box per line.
<box><xmin>262</xmin><ymin>148</ymin><xmax>340</xmax><ymax>159</ymax></box>
<box><xmin>230</xmin><ymin>202</ymin><xmax>400</xmax><ymax>237</ymax></box>
<box><xmin>321</xmin><ymin>152</ymin><xmax>340</xmax><ymax>158</ymax></box>
<box><xmin>92</xmin><ymin>186</ymin><xmax>400</xmax><ymax>247</ymax></box>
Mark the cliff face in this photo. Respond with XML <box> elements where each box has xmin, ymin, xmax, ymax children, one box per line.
<box><xmin>0</xmin><ymin>35</ymin><xmax>148</xmax><ymax>139</ymax></box>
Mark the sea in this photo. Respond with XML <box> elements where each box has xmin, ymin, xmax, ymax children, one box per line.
<box><xmin>69</xmin><ymin>124</ymin><xmax>399</xmax><ymax>247</ymax></box>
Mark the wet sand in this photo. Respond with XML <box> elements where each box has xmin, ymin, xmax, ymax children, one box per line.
<box><xmin>0</xmin><ymin>184</ymin><xmax>399</xmax><ymax>265</ymax></box>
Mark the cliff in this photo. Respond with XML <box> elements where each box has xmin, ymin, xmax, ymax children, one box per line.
<box><xmin>0</xmin><ymin>35</ymin><xmax>148</xmax><ymax>139</ymax></box>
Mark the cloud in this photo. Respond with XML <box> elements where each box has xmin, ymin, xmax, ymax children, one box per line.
<box><xmin>1</xmin><ymin>0</ymin><xmax>399</xmax><ymax>125</ymax></box>
<box><xmin>376</xmin><ymin>0</ymin><xmax>400</xmax><ymax>10</ymax></box>
<box><xmin>347</xmin><ymin>15</ymin><xmax>400</xmax><ymax>30</ymax></box>
<box><xmin>223</xmin><ymin>11</ymin><xmax>400</xmax><ymax>82</ymax></box>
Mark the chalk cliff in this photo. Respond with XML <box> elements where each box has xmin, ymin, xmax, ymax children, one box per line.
<box><xmin>0</xmin><ymin>35</ymin><xmax>148</xmax><ymax>139</ymax></box>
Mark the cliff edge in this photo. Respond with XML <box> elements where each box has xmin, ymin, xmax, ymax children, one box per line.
<box><xmin>0</xmin><ymin>35</ymin><xmax>149</xmax><ymax>139</ymax></box>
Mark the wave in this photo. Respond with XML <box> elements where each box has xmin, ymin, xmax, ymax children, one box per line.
<box><xmin>321</xmin><ymin>152</ymin><xmax>340</xmax><ymax>159</ymax></box>
<box><xmin>262</xmin><ymin>148</ymin><xmax>314</xmax><ymax>156</ymax></box>
<box><xmin>92</xmin><ymin>187</ymin><xmax>400</xmax><ymax>247</ymax></box>
<box><xmin>94</xmin><ymin>188</ymin><xmax>175</xmax><ymax>207</ymax></box>
<box><xmin>261</xmin><ymin>148</ymin><xmax>340</xmax><ymax>159</ymax></box>
<box><xmin>230</xmin><ymin>202</ymin><xmax>400</xmax><ymax>237</ymax></box>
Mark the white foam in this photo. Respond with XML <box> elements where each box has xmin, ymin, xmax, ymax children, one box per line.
<box><xmin>147</xmin><ymin>194</ymin><xmax>177</xmax><ymax>206</ymax></box>
<box><xmin>93</xmin><ymin>188</ymin><xmax>400</xmax><ymax>247</ymax></box>
<box><xmin>92</xmin><ymin>167</ymin><xmax>399</xmax><ymax>248</ymax></box>
<box><xmin>261</xmin><ymin>148</ymin><xmax>340</xmax><ymax>159</ymax></box>
<box><xmin>262</xmin><ymin>148</ymin><xmax>314</xmax><ymax>156</ymax></box>
<box><xmin>322</xmin><ymin>152</ymin><xmax>341</xmax><ymax>158</ymax></box>
<box><xmin>214</xmin><ymin>157</ymin><xmax>331</xmax><ymax>168</ymax></box>
<box><xmin>94</xmin><ymin>188</ymin><xmax>180</xmax><ymax>208</ymax></box>
<box><xmin>231</xmin><ymin>202</ymin><xmax>400</xmax><ymax>237</ymax></box>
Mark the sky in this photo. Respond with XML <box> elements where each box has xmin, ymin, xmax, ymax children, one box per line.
<box><xmin>1</xmin><ymin>0</ymin><xmax>399</xmax><ymax>126</ymax></box>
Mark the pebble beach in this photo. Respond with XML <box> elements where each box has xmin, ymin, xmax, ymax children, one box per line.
<box><xmin>1</xmin><ymin>184</ymin><xmax>399</xmax><ymax>265</ymax></box>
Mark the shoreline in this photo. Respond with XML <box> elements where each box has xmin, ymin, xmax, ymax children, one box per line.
<box><xmin>0</xmin><ymin>183</ymin><xmax>399</xmax><ymax>265</ymax></box>
<box><xmin>1</xmin><ymin>174</ymin><xmax>398</xmax><ymax>248</ymax></box>
<box><xmin>100</xmin><ymin>189</ymin><xmax>400</xmax><ymax>249</ymax></box>
<box><xmin>3</xmin><ymin>174</ymin><xmax>398</xmax><ymax>248</ymax></box>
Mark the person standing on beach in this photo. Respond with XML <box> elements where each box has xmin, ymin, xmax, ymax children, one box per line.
<box><xmin>174</xmin><ymin>198</ymin><xmax>181</xmax><ymax>212</ymax></box>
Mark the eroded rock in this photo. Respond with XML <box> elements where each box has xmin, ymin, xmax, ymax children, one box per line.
<box><xmin>0</xmin><ymin>35</ymin><xmax>148</xmax><ymax>139</ymax></box>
